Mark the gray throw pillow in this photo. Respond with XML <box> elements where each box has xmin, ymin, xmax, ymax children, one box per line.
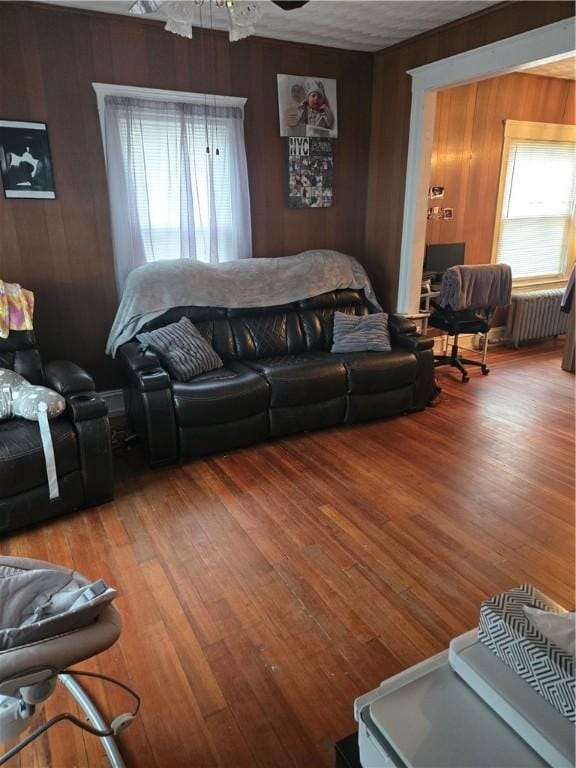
<box><xmin>331</xmin><ymin>311</ymin><xmax>392</xmax><ymax>353</ymax></box>
<box><xmin>137</xmin><ymin>317</ymin><xmax>224</xmax><ymax>382</ymax></box>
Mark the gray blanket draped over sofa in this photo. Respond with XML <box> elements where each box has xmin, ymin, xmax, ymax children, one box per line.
<box><xmin>106</xmin><ymin>250</ymin><xmax>381</xmax><ymax>357</ymax></box>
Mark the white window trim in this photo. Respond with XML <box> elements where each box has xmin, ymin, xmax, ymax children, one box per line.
<box><xmin>92</xmin><ymin>82</ymin><xmax>247</xmax><ymax>158</ymax></box>
<box><xmin>491</xmin><ymin>119</ymin><xmax>576</xmax><ymax>290</ymax></box>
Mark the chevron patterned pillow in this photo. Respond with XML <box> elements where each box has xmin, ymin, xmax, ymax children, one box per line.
<box><xmin>331</xmin><ymin>311</ymin><xmax>391</xmax><ymax>353</ymax></box>
<box><xmin>137</xmin><ymin>317</ymin><xmax>224</xmax><ymax>382</ymax></box>
<box><xmin>479</xmin><ymin>584</ymin><xmax>575</xmax><ymax>722</ymax></box>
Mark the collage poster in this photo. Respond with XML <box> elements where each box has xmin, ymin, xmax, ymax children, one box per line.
<box><xmin>287</xmin><ymin>137</ymin><xmax>333</xmax><ymax>209</ymax></box>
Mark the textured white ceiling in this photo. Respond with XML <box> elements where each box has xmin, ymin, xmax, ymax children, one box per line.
<box><xmin>522</xmin><ymin>57</ymin><xmax>576</xmax><ymax>81</ymax></box>
<box><xmin>39</xmin><ymin>1</ymin><xmax>499</xmax><ymax>52</ymax></box>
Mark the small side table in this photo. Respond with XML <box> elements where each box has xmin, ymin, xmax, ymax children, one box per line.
<box><xmin>335</xmin><ymin>732</ymin><xmax>361</xmax><ymax>768</ymax></box>
<box><xmin>401</xmin><ymin>286</ymin><xmax>441</xmax><ymax>335</ymax></box>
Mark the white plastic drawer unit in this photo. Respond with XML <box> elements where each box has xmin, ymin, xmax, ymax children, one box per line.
<box><xmin>354</xmin><ymin>644</ymin><xmax>549</xmax><ymax>768</ymax></box>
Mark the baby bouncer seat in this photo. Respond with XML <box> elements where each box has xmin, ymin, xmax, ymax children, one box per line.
<box><xmin>0</xmin><ymin>556</ymin><xmax>139</xmax><ymax>766</ymax></box>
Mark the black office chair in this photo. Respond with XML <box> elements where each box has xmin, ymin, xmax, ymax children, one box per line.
<box><xmin>429</xmin><ymin>264</ymin><xmax>512</xmax><ymax>383</ymax></box>
<box><xmin>429</xmin><ymin>304</ymin><xmax>492</xmax><ymax>382</ymax></box>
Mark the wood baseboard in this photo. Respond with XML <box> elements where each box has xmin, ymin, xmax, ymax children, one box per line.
<box><xmin>99</xmin><ymin>388</ymin><xmax>124</xmax><ymax>418</ymax></box>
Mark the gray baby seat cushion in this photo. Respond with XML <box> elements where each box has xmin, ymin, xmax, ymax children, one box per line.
<box><xmin>0</xmin><ymin>557</ymin><xmax>132</xmax><ymax>765</ymax></box>
<box><xmin>0</xmin><ymin>562</ymin><xmax>117</xmax><ymax>652</ymax></box>
<box><xmin>0</xmin><ymin>368</ymin><xmax>66</xmax><ymax>500</ymax></box>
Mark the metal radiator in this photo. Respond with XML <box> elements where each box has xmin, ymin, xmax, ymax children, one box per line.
<box><xmin>506</xmin><ymin>289</ymin><xmax>568</xmax><ymax>348</ymax></box>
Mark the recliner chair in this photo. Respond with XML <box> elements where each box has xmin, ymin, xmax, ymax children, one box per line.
<box><xmin>0</xmin><ymin>330</ymin><xmax>114</xmax><ymax>534</ymax></box>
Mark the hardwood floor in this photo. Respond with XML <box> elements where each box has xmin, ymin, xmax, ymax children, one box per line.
<box><xmin>2</xmin><ymin>341</ymin><xmax>574</xmax><ymax>767</ymax></box>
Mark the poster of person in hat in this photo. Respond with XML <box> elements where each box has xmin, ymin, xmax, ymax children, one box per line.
<box><xmin>277</xmin><ymin>74</ymin><xmax>337</xmax><ymax>138</ymax></box>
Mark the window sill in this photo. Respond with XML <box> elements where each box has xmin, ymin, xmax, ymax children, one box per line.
<box><xmin>512</xmin><ymin>277</ymin><xmax>568</xmax><ymax>293</ymax></box>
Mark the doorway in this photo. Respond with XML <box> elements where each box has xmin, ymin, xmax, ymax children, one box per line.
<box><xmin>397</xmin><ymin>17</ymin><xmax>575</xmax><ymax>315</ymax></box>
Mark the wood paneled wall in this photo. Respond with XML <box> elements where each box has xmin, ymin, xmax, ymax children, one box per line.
<box><xmin>0</xmin><ymin>2</ymin><xmax>372</xmax><ymax>387</ymax></box>
<box><xmin>364</xmin><ymin>1</ymin><xmax>575</xmax><ymax>310</ymax></box>
<box><xmin>1</xmin><ymin>2</ymin><xmax>575</xmax><ymax>387</ymax></box>
<box><xmin>426</xmin><ymin>72</ymin><xmax>575</xmax><ymax>263</ymax></box>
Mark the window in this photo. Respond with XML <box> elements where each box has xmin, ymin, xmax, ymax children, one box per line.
<box><xmin>119</xmin><ymin>109</ymin><xmax>236</xmax><ymax>264</ymax></box>
<box><xmin>93</xmin><ymin>84</ymin><xmax>252</xmax><ymax>293</ymax></box>
<box><xmin>493</xmin><ymin>121</ymin><xmax>576</xmax><ymax>285</ymax></box>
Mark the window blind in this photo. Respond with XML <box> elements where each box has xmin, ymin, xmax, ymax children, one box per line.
<box><xmin>101</xmin><ymin>90</ymin><xmax>252</xmax><ymax>293</ymax></box>
<box><xmin>495</xmin><ymin>139</ymin><xmax>576</xmax><ymax>280</ymax></box>
<box><xmin>119</xmin><ymin>113</ymin><xmax>234</xmax><ymax>263</ymax></box>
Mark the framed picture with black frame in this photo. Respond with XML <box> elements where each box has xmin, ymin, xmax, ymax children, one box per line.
<box><xmin>0</xmin><ymin>120</ymin><xmax>56</xmax><ymax>199</ymax></box>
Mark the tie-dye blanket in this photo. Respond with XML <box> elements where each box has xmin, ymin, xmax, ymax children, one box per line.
<box><xmin>0</xmin><ymin>282</ymin><xmax>34</xmax><ymax>338</ymax></box>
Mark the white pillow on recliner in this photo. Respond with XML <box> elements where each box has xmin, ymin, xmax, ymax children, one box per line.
<box><xmin>0</xmin><ymin>369</ymin><xmax>65</xmax><ymax>420</ymax></box>
<box><xmin>0</xmin><ymin>369</ymin><xmax>66</xmax><ymax>500</ymax></box>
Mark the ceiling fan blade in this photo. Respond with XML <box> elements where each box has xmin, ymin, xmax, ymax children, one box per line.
<box><xmin>129</xmin><ymin>0</ymin><xmax>162</xmax><ymax>15</ymax></box>
<box><xmin>271</xmin><ymin>1</ymin><xmax>310</xmax><ymax>10</ymax></box>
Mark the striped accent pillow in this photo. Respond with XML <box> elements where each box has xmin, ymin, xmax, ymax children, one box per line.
<box><xmin>331</xmin><ymin>311</ymin><xmax>391</xmax><ymax>353</ymax></box>
<box><xmin>137</xmin><ymin>317</ymin><xmax>224</xmax><ymax>382</ymax></box>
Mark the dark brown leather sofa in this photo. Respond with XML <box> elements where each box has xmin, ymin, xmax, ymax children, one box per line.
<box><xmin>0</xmin><ymin>331</ymin><xmax>114</xmax><ymax>533</ymax></box>
<box><xmin>118</xmin><ymin>290</ymin><xmax>435</xmax><ymax>466</ymax></box>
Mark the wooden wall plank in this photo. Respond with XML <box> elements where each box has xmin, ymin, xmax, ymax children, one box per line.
<box><xmin>425</xmin><ymin>72</ymin><xmax>575</xmax><ymax>264</ymax></box>
<box><xmin>1</xmin><ymin>1</ymin><xmax>574</xmax><ymax>386</ymax></box>
<box><xmin>364</xmin><ymin>1</ymin><xmax>575</xmax><ymax>310</ymax></box>
<box><xmin>0</xmin><ymin>2</ymin><xmax>372</xmax><ymax>387</ymax></box>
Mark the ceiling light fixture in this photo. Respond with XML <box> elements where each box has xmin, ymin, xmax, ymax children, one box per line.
<box><xmin>129</xmin><ymin>0</ymin><xmax>309</xmax><ymax>42</ymax></box>
<box><xmin>129</xmin><ymin>0</ymin><xmax>257</xmax><ymax>42</ymax></box>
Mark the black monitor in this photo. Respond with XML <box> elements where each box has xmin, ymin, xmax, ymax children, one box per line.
<box><xmin>424</xmin><ymin>242</ymin><xmax>465</xmax><ymax>277</ymax></box>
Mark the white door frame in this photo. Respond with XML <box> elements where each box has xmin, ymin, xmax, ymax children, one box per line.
<box><xmin>397</xmin><ymin>17</ymin><xmax>575</xmax><ymax>314</ymax></box>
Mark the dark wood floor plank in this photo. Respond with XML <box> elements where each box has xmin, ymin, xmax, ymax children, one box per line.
<box><xmin>0</xmin><ymin>341</ymin><xmax>573</xmax><ymax>766</ymax></box>
<box><xmin>205</xmin><ymin>638</ymin><xmax>295</xmax><ymax>768</ymax></box>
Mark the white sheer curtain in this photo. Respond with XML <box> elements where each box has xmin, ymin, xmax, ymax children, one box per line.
<box><xmin>104</xmin><ymin>95</ymin><xmax>252</xmax><ymax>293</ymax></box>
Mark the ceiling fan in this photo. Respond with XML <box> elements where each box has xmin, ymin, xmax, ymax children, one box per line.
<box><xmin>129</xmin><ymin>0</ymin><xmax>310</xmax><ymax>42</ymax></box>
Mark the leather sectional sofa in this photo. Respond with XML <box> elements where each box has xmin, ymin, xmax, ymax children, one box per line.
<box><xmin>118</xmin><ymin>289</ymin><xmax>435</xmax><ymax>466</ymax></box>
